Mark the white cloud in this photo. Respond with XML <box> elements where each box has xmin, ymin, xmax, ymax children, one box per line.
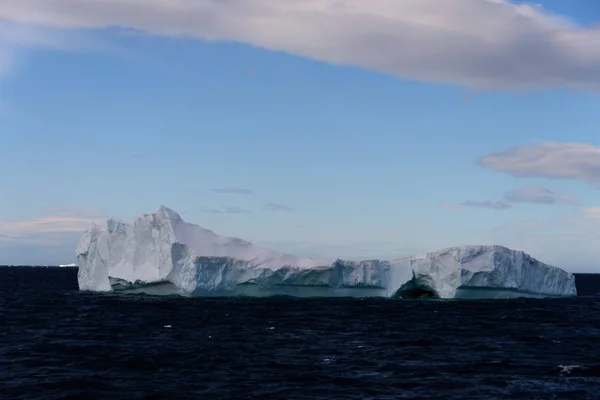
<box><xmin>0</xmin><ymin>0</ymin><xmax>599</xmax><ymax>90</ymax></box>
<box><xmin>479</xmin><ymin>207</ymin><xmax>600</xmax><ymax>272</ymax></box>
<box><xmin>0</xmin><ymin>208</ymin><xmax>103</xmax><ymax>264</ymax></box>
<box><xmin>0</xmin><ymin>214</ymin><xmax>102</xmax><ymax>245</ymax></box>
<box><xmin>0</xmin><ymin>19</ymin><xmax>73</xmax><ymax>78</ymax></box>
<box><xmin>583</xmin><ymin>207</ymin><xmax>600</xmax><ymax>220</ymax></box>
<box><xmin>45</xmin><ymin>205</ymin><xmax>105</xmax><ymax>214</ymax></box>
<box><xmin>0</xmin><ymin>18</ymin><xmax>100</xmax><ymax>114</ymax></box>
<box><xmin>479</xmin><ymin>141</ymin><xmax>600</xmax><ymax>186</ymax></box>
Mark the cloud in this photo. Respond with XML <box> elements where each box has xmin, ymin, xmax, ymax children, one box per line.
<box><xmin>200</xmin><ymin>206</ymin><xmax>252</xmax><ymax>214</ymax></box>
<box><xmin>478</xmin><ymin>207</ymin><xmax>600</xmax><ymax>272</ymax></box>
<box><xmin>479</xmin><ymin>141</ymin><xmax>600</xmax><ymax>186</ymax></box>
<box><xmin>45</xmin><ymin>205</ymin><xmax>106</xmax><ymax>215</ymax></box>
<box><xmin>213</xmin><ymin>187</ymin><xmax>256</xmax><ymax>195</ymax></box>
<box><xmin>0</xmin><ymin>19</ymin><xmax>78</xmax><ymax>114</ymax></box>
<box><xmin>583</xmin><ymin>207</ymin><xmax>600</xmax><ymax>220</ymax></box>
<box><xmin>443</xmin><ymin>185</ymin><xmax>577</xmax><ymax>212</ymax></box>
<box><xmin>0</xmin><ymin>205</ymin><xmax>106</xmax><ymax>250</ymax></box>
<box><xmin>264</xmin><ymin>203</ymin><xmax>294</xmax><ymax>212</ymax></box>
<box><xmin>0</xmin><ymin>214</ymin><xmax>103</xmax><ymax>245</ymax></box>
<box><xmin>0</xmin><ymin>18</ymin><xmax>85</xmax><ymax>79</ymax></box>
<box><xmin>440</xmin><ymin>200</ymin><xmax>512</xmax><ymax>210</ymax></box>
<box><xmin>1</xmin><ymin>0</ymin><xmax>600</xmax><ymax>90</ymax></box>
<box><xmin>504</xmin><ymin>185</ymin><xmax>577</xmax><ymax>205</ymax></box>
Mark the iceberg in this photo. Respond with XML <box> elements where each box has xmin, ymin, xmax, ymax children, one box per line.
<box><xmin>76</xmin><ymin>206</ymin><xmax>577</xmax><ymax>299</ymax></box>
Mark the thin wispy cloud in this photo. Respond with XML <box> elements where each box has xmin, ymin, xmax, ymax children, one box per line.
<box><xmin>441</xmin><ymin>200</ymin><xmax>512</xmax><ymax>211</ymax></box>
<box><xmin>1</xmin><ymin>1</ymin><xmax>600</xmax><ymax>90</ymax></box>
<box><xmin>504</xmin><ymin>185</ymin><xmax>577</xmax><ymax>205</ymax></box>
<box><xmin>264</xmin><ymin>203</ymin><xmax>294</xmax><ymax>212</ymax></box>
<box><xmin>583</xmin><ymin>207</ymin><xmax>600</xmax><ymax>220</ymax></box>
<box><xmin>200</xmin><ymin>206</ymin><xmax>252</xmax><ymax>214</ymax></box>
<box><xmin>0</xmin><ymin>18</ymin><xmax>111</xmax><ymax>81</ymax></box>
<box><xmin>0</xmin><ymin>214</ymin><xmax>103</xmax><ymax>245</ymax></box>
<box><xmin>213</xmin><ymin>187</ymin><xmax>256</xmax><ymax>195</ymax></box>
<box><xmin>45</xmin><ymin>206</ymin><xmax>105</xmax><ymax>215</ymax></box>
<box><xmin>0</xmin><ymin>20</ymin><xmax>55</xmax><ymax>77</ymax></box>
<box><xmin>0</xmin><ymin>19</ymin><xmax>74</xmax><ymax>113</ymax></box>
<box><xmin>478</xmin><ymin>208</ymin><xmax>600</xmax><ymax>271</ymax></box>
<box><xmin>443</xmin><ymin>185</ymin><xmax>577</xmax><ymax>211</ymax></box>
<box><xmin>479</xmin><ymin>141</ymin><xmax>600</xmax><ymax>187</ymax></box>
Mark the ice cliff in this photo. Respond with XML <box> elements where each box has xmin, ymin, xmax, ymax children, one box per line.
<box><xmin>76</xmin><ymin>206</ymin><xmax>577</xmax><ymax>299</ymax></box>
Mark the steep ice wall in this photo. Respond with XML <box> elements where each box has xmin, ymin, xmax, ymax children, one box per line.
<box><xmin>76</xmin><ymin>206</ymin><xmax>577</xmax><ymax>299</ymax></box>
<box><xmin>77</xmin><ymin>206</ymin><xmax>331</xmax><ymax>292</ymax></box>
<box><xmin>394</xmin><ymin>245</ymin><xmax>576</xmax><ymax>299</ymax></box>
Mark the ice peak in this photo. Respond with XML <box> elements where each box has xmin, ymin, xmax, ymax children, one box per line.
<box><xmin>156</xmin><ymin>205</ymin><xmax>182</xmax><ymax>221</ymax></box>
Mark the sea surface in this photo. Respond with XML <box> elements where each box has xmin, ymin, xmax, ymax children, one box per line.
<box><xmin>1</xmin><ymin>267</ymin><xmax>600</xmax><ymax>400</ymax></box>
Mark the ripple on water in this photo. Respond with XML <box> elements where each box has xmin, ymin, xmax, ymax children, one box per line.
<box><xmin>1</xmin><ymin>267</ymin><xmax>600</xmax><ymax>400</ymax></box>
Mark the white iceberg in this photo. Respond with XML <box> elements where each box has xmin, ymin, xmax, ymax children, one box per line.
<box><xmin>76</xmin><ymin>206</ymin><xmax>577</xmax><ymax>299</ymax></box>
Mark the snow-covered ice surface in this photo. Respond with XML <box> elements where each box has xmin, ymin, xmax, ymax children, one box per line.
<box><xmin>76</xmin><ymin>206</ymin><xmax>577</xmax><ymax>299</ymax></box>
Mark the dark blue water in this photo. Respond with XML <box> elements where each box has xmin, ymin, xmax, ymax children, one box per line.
<box><xmin>1</xmin><ymin>267</ymin><xmax>600</xmax><ymax>399</ymax></box>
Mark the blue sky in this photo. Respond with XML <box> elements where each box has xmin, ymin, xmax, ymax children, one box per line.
<box><xmin>0</xmin><ymin>0</ymin><xmax>599</xmax><ymax>271</ymax></box>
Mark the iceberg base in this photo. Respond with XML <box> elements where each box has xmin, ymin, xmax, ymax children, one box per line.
<box><xmin>116</xmin><ymin>282</ymin><xmax>389</xmax><ymax>298</ymax></box>
<box><xmin>109</xmin><ymin>281</ymin><xmax>569</xmax><ymax>299</ymax></box>
<box><xmin>116</xmin><ymin>282</ymin><xmax>186</xmax><ymax>296</ymax></box>
<box><xmin>453</xmin><ymin>287</ymin><xmax>566</xmax><ymax>300</ymax></box>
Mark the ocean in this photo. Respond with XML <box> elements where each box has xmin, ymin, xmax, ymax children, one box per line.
<box><xmin>1</xmin><ymin>267</ymin><xmax>600</xmax><ymax>400</ymax></box>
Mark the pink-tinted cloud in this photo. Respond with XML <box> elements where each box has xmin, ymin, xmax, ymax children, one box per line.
<box><xmin>0</xmin><ymin>0</ymin><xmax>599</xmax><ymax>90</ymax></box>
